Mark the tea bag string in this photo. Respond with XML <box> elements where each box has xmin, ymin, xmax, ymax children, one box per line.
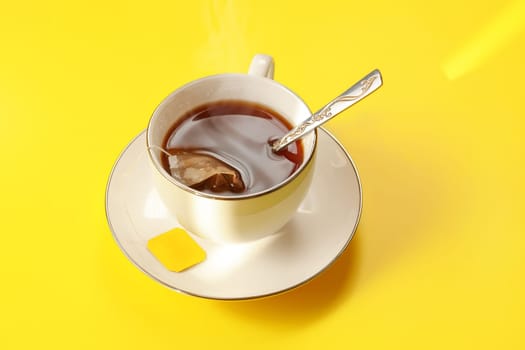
<box><xmin>148</xmin><ymin>145</ymin><xmax>172</xmax><ymax>157</ymax></box>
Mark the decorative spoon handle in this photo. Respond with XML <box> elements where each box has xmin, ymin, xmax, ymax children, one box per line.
<box><xmin>272</xmin><ymin>69</ymin><xmax>383</xmax><ymax>152</ymax></box>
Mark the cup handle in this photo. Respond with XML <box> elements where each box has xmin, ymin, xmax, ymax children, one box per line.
<box><xmin>248</xmin><ymin>54</ymin><xmax>274</xmax><ymax>79</ymax></box>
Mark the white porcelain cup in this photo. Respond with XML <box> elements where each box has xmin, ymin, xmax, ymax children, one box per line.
<box><xmin>146</xmin><ymin>54</ymin><xmax>317</xmax><ymax>243</ymax></box>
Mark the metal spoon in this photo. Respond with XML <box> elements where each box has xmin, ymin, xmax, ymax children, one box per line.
<box><xmin>271</xmin><ymin>69</ymin><xmax>383</xmax><ymax>152</ymax></box>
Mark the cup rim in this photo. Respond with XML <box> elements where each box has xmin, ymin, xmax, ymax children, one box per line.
<box><xmin>146</xmin><ymin>73</ymin><xmax>317</xmax><ymax>201</ymax></box>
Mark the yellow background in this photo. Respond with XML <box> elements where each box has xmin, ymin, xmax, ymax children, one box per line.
<box><xmin>1</xmin><ymin>0</ymin><xmax>524</xmax><ymax>348</ymax></box>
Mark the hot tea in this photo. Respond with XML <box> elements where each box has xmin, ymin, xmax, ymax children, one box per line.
<box><xmin>161</xmin><ymin>100</ymin><xmax>303</xmax><ymax>195</ymax></box>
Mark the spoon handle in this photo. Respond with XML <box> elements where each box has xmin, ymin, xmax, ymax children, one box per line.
<box><xmin>272</xmin><ymin>69</ymin><xmax>383</xmax><ymax>152</ymax></box>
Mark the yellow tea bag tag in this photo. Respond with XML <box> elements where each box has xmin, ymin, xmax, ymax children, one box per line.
<box><xmin>147</xmin><ymin>228</ymin><xmax>206</xmax><ymax>272</ymax></box>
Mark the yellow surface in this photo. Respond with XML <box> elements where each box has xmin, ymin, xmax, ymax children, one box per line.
<box><xmin>147</xmin><ymin>228</ymin><xmax>206</xmax><ymax>272</ymax></box>
<box><xmin>1</xmin><ymin>0</ymin><xmax>524</xmax><ymax>348</ymax></box>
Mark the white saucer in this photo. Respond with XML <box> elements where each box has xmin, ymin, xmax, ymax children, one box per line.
<box><xmin>105</xmin><ymin>128</ymin><xmax>362</xmax><ymax>300</ymax></box>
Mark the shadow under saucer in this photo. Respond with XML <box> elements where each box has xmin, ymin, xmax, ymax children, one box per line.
<box><xmin>218</xmin><ymin>228</ymin><xmax>362</xmax><ymax>327</ymax></box>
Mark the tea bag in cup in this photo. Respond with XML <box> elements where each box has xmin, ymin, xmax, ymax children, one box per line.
<box><xmin>150</xmin><ymin>146</ymin><xmax>245</xmax><ymax>193</ymax></box>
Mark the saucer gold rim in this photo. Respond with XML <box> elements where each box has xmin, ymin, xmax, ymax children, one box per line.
<box><xmin>105</xmin><ymin>128</ymin><xmax>362</xmax><ymax>300</ymax></box>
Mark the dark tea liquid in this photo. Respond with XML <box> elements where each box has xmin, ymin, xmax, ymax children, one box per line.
<box><xmin>161</xmin><ymin>100</ymin><xmax>304</xmax><ymax>195</ymax></box>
